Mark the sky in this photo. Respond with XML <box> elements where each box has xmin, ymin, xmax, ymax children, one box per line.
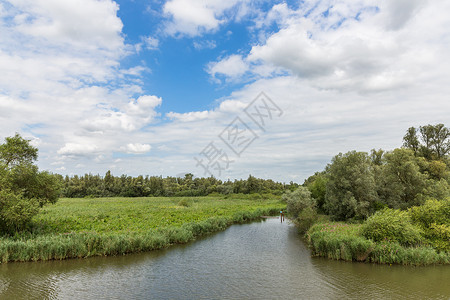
<box><xmin>1</xmin><ymin>0</ymin><xmax>450</xmax><ymax>183</ymax></box>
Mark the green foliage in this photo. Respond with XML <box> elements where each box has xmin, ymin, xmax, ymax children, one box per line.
<box><xmin>408</xmin><ymin>198</ymin><xmax>450</xmax><ymax>228</ymax></box>
<box><xmin>307</xmin><ymin>221</ymin><xmax>450</xmax><ymax>266</ymax></box>
<box><xmin>362</xmin><ymin>208</ymin><xmax>423</xmax><ymax>247</ymax></box>
<box><xmin>324</xmin><ymin>151</ymin><xmax>377</xmax><ymax>220</ymax></box>
<box><xmin>404</xmin><ymin>124</ymin><xmax>450</xmax><ymax>160</ymax></box>
<box><xmin>376</xmin><ymin>149</ymin><xmax>429</xmax><ymax>209</ymax></box>
<box><xmin>283</xmin><ymin>186</ymin><xmax>318</xmax><ymax>232</ymax></box>
<box><xmin>304</xmin><ymin>172</ymin><xmax>327</xmax><ymax>212</ymax></box>
<box><xmin>0</xmin><ymin>134</ymin><xmax>60</xmax><ymax>233</ymax></box>
<box><xmin>307</xmin><ymin>222</ymin><xmax>373</xmax><ymax>262</ymax></box>
<box><xmin>0</xmin><ymin>190</ymin><xmax>40</xmax><ymax>232</ymax></box>
<box><xmin>283</xmin><ymin>187</ymin><xmax>316</xmax><ymax>218</ymax></box>
<box><xmin>426</xmin><ymin>223</ymin><xmax>450</xmax><ymax>253</ymax></box>
<box><xmin>408</xmin><ymin>198</ymin><xmax>450</xmax><ymax>252</ymax></box>
<box><xmin>369</xmin><ymin>240</ymin><xmax>449</xmax><ymax>265</ymax></box>
<box><xmin>60</xmin><ymin>172</ymin><xmax>294</xmax><ymax>198</ymax></box>
<box><xmin>0</xmin><ymin>133</ymin><xmax>38</xmax><ymax>167</ymax></box>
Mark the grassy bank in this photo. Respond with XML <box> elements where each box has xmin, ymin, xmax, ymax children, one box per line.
<box><xmin>0</xmin><ymin>194</ymin><xmax>284</xmax><ymax>263</ymax></box>
<box><xmin>306</xmin><ymin>221</ymin><xmax>450</xmax><ymax>266</ymax></box>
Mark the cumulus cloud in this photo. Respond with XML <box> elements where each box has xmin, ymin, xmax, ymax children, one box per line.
<box><xmin>120</xmin><ymin>143</ymin><xmax>152</xmax><ymax>154</ymax></box>
<box><xmin>57</xmin><ymin>143</ymin><xmax>99</xmax><ymax>157</ymax></box>
<box><xmin>167</xmin><ymin>110</ymin><xmax>213</xmax><ymax>122</ymax></box>
<box><xmin>209</xmin><ymin>0</ymin><xmax>450</xmax><ymax>94</ymax></box>
<box><xmin>0</xmin><ymin>1</ymin><xmax>162</xmax><ymax>174</ymax></box>
<box><xmin>207</xmin><ymin>54</ymin><xmax>249</xmax><ymax>82</ymax></box>
<box><xmin>163</xmin><ymin>0</ymin><xmax>247</xmax><ymax>36</ymax></box>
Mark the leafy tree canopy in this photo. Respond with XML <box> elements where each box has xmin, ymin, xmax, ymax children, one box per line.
<box><xmin>0</xmin><ymin>134</ymin><xmax>60</xmax><ymax>233</ymax></box>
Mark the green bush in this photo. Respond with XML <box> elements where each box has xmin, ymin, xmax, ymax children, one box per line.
<box><xmin>425</xmin><ymin>223</ymin><xmax>450</xmax><ymax>252</ymax></box>
<box><xmin>409</xmin><ymin>198</ymin><xmax>450</xmax><ymax>228</ymax></box>
<box><xmin>283</xmin><ymin>186</ymin><xmax>316</xmax><ymax>219</ymax></box>
<box><xmin>408</xmin><ymin>198</ymin><xmax>450</xmax><ymax>252</ymax></box>
<box><xmin>362</xmin><ymin>208</ymin><xmax>423</xmax><ymax>247</ymax></box>
<box><xmin>295</xmin><ymin>207</ymin><xmax>318</xmax><ymax>233</ymax></box>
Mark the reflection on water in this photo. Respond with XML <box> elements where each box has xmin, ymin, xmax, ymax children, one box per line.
<box><xmin>1</xmin><ymin>219</ymin><xmax>449</xmax><ymax>299</ymax></box>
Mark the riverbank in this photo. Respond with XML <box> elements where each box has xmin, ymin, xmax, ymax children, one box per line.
<box><xmin>0</xmin><ymin>195</ymin><xmax>285</xmax><ymax>263</ymax></box>
<box><xmin>306</xmin><ymin>221</ymin><xmax>450</xmax><ymax>266</ymax></box>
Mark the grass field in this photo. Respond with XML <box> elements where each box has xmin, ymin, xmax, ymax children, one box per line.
<box><xmin>0</xmin><ymin>194</ymin><xmax>284</xmax><ymax>263</ymax></box>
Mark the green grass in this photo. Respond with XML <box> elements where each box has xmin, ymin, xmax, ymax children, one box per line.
<box><xmin>0</xmin><ymin>195</ymin><xmax>284</xmax><ymax>263</ymax></box>
<box><xmin>306</xmin><ymin>221</ymin><xmax>450</xmax><ymax>266</ymax></box>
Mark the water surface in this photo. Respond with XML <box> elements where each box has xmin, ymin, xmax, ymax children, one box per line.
<box><xmin>1</xmin><ymin>219</ymin><xmax>449</xmax><ymax>299</ymax></box>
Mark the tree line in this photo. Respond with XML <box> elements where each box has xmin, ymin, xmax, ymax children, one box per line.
<box><xmin>58</xmin><ymin>172</ymin><xmax>298</xmax><ymax>198</ymax></box>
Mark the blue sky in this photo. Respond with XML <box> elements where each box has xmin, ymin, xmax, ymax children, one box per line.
<box><xmin>1</xmin><ymin>0</ymin><xmax>450</xmax><ymax>182</ymax></box>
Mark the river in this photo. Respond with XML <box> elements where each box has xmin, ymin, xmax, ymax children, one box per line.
<box><xmin>1</xmin><ymin>218</ymin><xmax>449</xmax><ymax>299</ymax></box>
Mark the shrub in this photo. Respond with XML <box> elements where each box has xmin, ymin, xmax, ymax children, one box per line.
<box><xmin>283</xmin><ymin>186</ymin><xmax>316</xmax><ymax>219</ymax></box>
<box><xmin>409</xmin><ymin>198</ymin><xmax>450</xmax><ymax>228</ymax></box>
<box><xmin>425</xmin><ymin>223</ymin><xmax>450</xmax><ymax>252</ymax></box>
<box><xmin>361</xmin><ymin>208</ymin><xmax>423</xmax><ymax>247</ymax></box>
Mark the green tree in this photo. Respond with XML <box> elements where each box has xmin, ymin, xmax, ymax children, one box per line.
<box><xmin>403</xmin><ymin>127</ymin><xmax>420</xmax><ymax>155</ymax></box>
<box><xmin>0</xmin><ymin>134</ymin><xmax>60</xmax><ymax>233</ymax></box>
<box><xmin>283</xmin><ymin>186</ymin><xmax>317</xmax><ymax>232</ymax></box>
<box><xmin>376</xmin><ymin>149</ymin><xmax>428</xmax><ymax>209</ymax></box>
<box><xmin>304</xmin><ymin>172</ymin><xmax>328</xmax><ymax>213</ymax></box>
<box><xmin>405</xmin><ymin>124</ymin><xmax>450</xmax><ymax>160</ymax></box>
<box><xmin>324</xmin><ymin>151</ymin><xmax>378</xmax><ymax>220</ymax></box>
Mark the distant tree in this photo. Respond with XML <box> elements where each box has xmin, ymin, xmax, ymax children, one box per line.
<box><xmin>405</xmin><ymin>124</ymin><xmax>450</xmax><ymax>160</ymax></box>
<box><xmin>428</xmin><ymin>124</ymin><xmax>450</xmax><ymax>159</ymax></box>
<box><xmin>403</xmin><ymin>127</ymin><xmax>420</xmax><ymax>155</ymax></box>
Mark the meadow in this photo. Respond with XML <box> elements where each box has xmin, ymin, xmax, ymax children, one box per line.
<box><xmin>0</xmin><ymin>194</ymin><xmax>284</xmax><ymax>263</ymax></box>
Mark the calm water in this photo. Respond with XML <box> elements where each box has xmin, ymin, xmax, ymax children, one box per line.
<box><xmin>0</xmin><ymin>218</ymin><xmax>449</xmax><ymax>299</ymax></box>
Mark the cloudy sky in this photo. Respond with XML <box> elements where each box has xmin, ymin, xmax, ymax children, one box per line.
<box><xmin>1</xmin><ymin>0</ymin><xmax>449</xmax><ymax>182</ymax></box>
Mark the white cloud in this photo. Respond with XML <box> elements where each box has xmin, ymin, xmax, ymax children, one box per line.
<box><xmin>0</xmin><ymin>1</ymin><xmax>163</xmax><ymax>175</ymax></box>
<box><xmin>142</xmin><ymin>35</ymin><xmax>159</xmax><ymax>50</ymax></box>
<box><xmin>2</xmin><ymin>0</ymin><xmax>450</xmax><ymax>183</ymax></box>
<box><xmin>162</xmin><ymin>0</ymin><xmax>247</xmax><ymax>36</ymax></box>
<box><xmin>193</xmin><ymin>40</ymin><xmax>216</xmax><ymax>50</ymax></box>
<box><xmin>57</xmin><ymin>143</ymin><xmax>99</xmax><ymax>157</ymax></box>
<box><xmin>167</xmin><ymin>110</ymin><xmax>213</xmax><ymax>122</ymax></box>
<box><xmin>244</xmin><ymin>0</ymin><xmax>450</xmax><ymax>93</ymax></box>
<box><xmin>120</xmin><ymin>143</ymin><xmax>152</xmax><ymax>154</ymax></box>
<box><xmin>207</xmin><ymin>54</ymin><xmax>249</xmax><ymax>82</ymax></box>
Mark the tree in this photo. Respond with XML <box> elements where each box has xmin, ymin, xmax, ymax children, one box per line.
<box><xmin>0</xmin><ymin>133</ymin><xmax>38</xmax><ymax>168</ymax></box>
<box><xmin>376</xmin><ymin>148</ymin><xmax>428</xmax><ymax>209</ymax></box>
<box><xmin>404</xmin><ymin>124</ymin><xmax>450</xmax><ymax>160</ymax></box>
<box><xmin>0</xmin><ymin>134</ymin><xmax>60</xmax><ymax>233</ymax></box>
<box><xmin>324</xmin><ymin>151</ymin><xmax>378</xmax><ymax>220</ymax></box>
<box><xmin>304</xmin><ymin>172</ymin><xmax>328</xmax><ymax>213</ymax></box>
<box><xmin>429</xmin><ymin>124</ymin><xmax>450</xmax><ymax>159</ymax></box>
<box><xmin>403</xmin><ymin>127</ymin><xmax>420</xmax><ymax>155</ymax></box>
<box><xmin>283</xmin><ymin>186</ymin><xmax>317</xmax><ymax>232</ymax></box>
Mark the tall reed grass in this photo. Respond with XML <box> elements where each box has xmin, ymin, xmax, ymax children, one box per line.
<box><xmin>306</xmin><ymin>222</ymin><xmax>450</xmax><ymax>266</ymax></box>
